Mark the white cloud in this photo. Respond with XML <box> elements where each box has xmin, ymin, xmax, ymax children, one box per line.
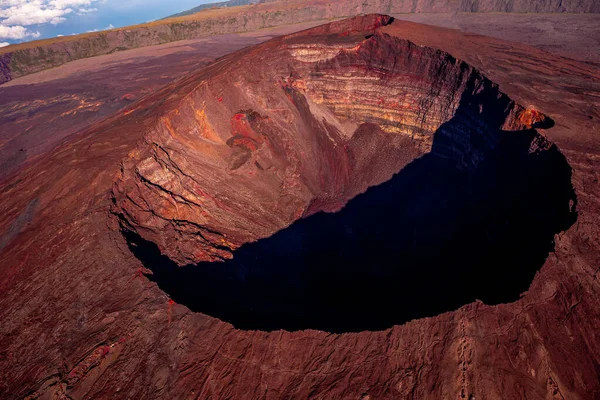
<box><xmin>49</xmin><ymin>0</ymin><xmax>96</xmax><ymax>9</ymax></box>
<box><xmin>0</xmin><ymin>0</ymin><xmax>101</xmax><ymax>39</ymax></box>
<box><xmin>0</xmin><ymin>41</ymin><xmax>9</xmax><ymax>47</ymax></box>
<box><xmin>0</xmin><ymin>0</ymin><xmax>105</xmax><ymax>39</ymax></box>
<box><xmin>0</xmin><ymin>5</ymin><xmax>70</xmax><ymax>26</ymax></box>
<box><xmin>0</xmin><ymin>24</ymin><xmax>40</xmax><ymax>39</ymax></box>
<box><xmin>77</xmin><ymin>7</ymin><xmax>97</xmax><ymax>15</ymax></box>
<box><xmin>87</xmin><ymin>22</ymin><xmax>112</xmax><ymax>33</ymax></box>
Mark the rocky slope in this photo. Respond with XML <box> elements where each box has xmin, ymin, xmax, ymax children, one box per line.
<box><xmin>1</xmin><ymin>0</ymin><xmax>599</xmax><ymax>86</ymax></box>
<box><xmin>0</xmin><ymin>14</ymin><xmax>599</xmax><ymax>400</ymax></box>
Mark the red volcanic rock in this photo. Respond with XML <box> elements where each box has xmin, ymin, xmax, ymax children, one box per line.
<box><xmin>121</xmin><ymin>93</ymin><xmax>137</xmax><ymax>101</ymax></box>
<box><xmin>0</xmin><ymin>14</ymin><xmax>599</xmax><ymax>400</ymax></box>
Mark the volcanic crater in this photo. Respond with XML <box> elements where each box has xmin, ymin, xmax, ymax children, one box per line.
<box><xmin>112</xmin><ymin>15</ymin><xmax>577</xmax><ymax>333</ymax></box>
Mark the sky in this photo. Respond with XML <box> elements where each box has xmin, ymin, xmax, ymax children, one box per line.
<box><xmin>0</xmin><ymin>0</ymin><xmax>217</xmax><ymax>47</ymax></box>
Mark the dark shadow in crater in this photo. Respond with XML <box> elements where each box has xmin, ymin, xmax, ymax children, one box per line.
<box><xmin>124</xmin><ymin>91</ymin><xmax>577</xmax><ymax>333</ymax></box>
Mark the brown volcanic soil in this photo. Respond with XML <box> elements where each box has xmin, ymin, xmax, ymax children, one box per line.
<box><xmin>0</xmin><ymin>14</ymin><xmax>599</xmax><ymax>400</ymax></box>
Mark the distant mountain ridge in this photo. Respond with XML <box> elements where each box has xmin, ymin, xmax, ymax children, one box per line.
<box><xmin>457</xmin><ymin>0</ymin><xmax>599</xmax><ymax>12</ymax></box>
<box><xmin>166</xmin><ymin>0</ymin><xmax>258</xmax><ymax>19</ymax></box>
<box><xmin>170</xmin><ymin>0</ymin><xmax>600</xmax><ymax>18</ymax></box>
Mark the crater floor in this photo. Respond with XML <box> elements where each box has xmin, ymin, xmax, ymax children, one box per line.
<box><xmin>127</xmin><ymin>122</ymin><xmax>576</xmax><ymax>333</ymax></box>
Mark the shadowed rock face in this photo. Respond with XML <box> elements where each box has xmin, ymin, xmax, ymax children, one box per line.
<box><xmin>126</xmin><ymin>127</ymin><xmax>575</xmax><ymax>332</ymax></box>
<box><xmin>111</xmin><ymin>15</ymin><xmax>576</xmax><ymax>332</ymax></box>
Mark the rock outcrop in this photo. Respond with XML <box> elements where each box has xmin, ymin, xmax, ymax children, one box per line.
<box><xmin>1</xmin><ymin>14</ymin><xmax>599</xmax><ymax>400</ymax></box>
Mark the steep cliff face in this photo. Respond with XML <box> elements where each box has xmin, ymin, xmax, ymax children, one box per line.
<box><xmin>0</xmin><ymin>53</ymin><xmax>10</xmax><ymax>84</ymax></box>
<box><xmin>1</xmin><ymin>15</ymin><xmax>599</xmax><ymax>400</ymax></box>
<box><xmin>1</xmin><ymin>0</ymin><xmax>599</xmax><ymax>86</ymax></box>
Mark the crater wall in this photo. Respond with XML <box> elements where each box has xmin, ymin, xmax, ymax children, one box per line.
<box><xmin>112</xmin><ymin>16</ymin><xmax>558</xmax><ymax>268</ymax></box>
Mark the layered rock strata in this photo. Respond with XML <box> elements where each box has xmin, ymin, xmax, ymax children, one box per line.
<box><xmin>112</xmin><ymin>15</ymin><xmax>547</xmax><ymax>266</ymax></box>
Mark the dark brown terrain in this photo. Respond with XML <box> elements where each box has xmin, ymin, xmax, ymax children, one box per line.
<box><xmin>0</xmin><ymin>11</ymin><xmax>599</xmax><ymax>400</ymax></box>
